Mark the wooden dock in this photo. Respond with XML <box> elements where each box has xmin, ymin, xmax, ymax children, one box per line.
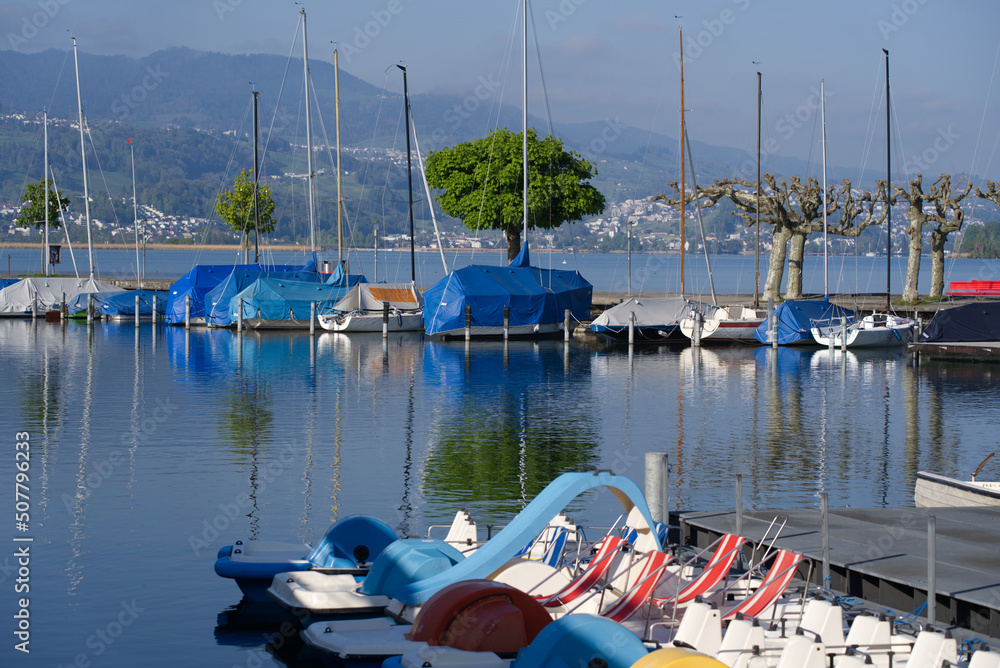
<box><xmin>678</xmin><ymin>506</ymin><xmax>1000</xmax><ymax>636</ymax></box>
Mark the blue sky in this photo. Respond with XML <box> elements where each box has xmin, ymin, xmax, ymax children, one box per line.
<box><xmin>2</xmin><ymin>0</ymin><xmax>999</xmax><ymax>179</ymax></box>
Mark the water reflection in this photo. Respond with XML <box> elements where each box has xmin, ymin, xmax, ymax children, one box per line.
<box><xmin>421</xmin><ymin>341</ymin><xmax>600</xmax><ymax>524</ymax></box>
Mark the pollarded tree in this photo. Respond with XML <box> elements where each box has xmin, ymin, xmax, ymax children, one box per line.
<box><xmin>658</xmin><ymin>176</ymin><xmax>886</xmax><ymax>300</ymax></box>
<box><xmin>893</xmin><ymin>174</ymin><xmax>972</xmax><ymax>299</ymax></box>
<box><xmin>215</xmin><ymin>168</ymin><xmax>276</xmax><ymax>259</ymax></box>
<box><xmin>425</xmin><ymin>127</ymin><xmax>605</xmax><ymax>262</ymax></box>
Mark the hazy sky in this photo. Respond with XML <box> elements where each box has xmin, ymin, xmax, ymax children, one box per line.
<box><xmin>2</xmin><ymin>0</ymin><xmax>999</xmax><ymax>179</ymax></box>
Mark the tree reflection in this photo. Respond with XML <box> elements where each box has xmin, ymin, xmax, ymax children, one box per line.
<box><xmin>422</xmin><ymin>342</ymin><xmax>599</xmax><ymax>523</ymax></box>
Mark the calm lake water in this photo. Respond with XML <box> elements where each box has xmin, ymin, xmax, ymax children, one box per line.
<box><xmin>5</xmin><ymin>247</ymin><xmax>1000</xmax><ymax>295</ymax></box>
<box><xmin>1</xmin><ymin>318</ymin><xmax>997</xmax><ymax>666</ymax></box>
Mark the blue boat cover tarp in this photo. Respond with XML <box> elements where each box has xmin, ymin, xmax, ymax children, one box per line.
<box><xmin>422</xmin><ymin>246</ymin><xmax>592</xmax><ymax>336</ymax></box>
<box><xmin>919</xmin><ymin>301</ymin><xmax>1000</xmax><ymax>343</ymax></box>
<box><xmin>753</xmin><ymin>298</ymin><xmax>854</xmax><ymax>345</ymax></box>
<box><xmin>164</xmin><ymin>263</ymin><xmax>303</xmax><ymax>324</ymax></box>
<box><xmin>99</xmin><ymin>289</ymin><xmax>168</xmax><ymax>317</ymax></box>
<box><xmin>204</xmin><ymin>267</ymin><xmax>325</xmax><ymax>326</ymax></box>
<box><xmin>231</xmin><ymin>272</ymin><xmax>365</xmax><ymax>322</ymax></box>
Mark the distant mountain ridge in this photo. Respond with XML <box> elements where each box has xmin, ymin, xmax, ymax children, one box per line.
<box><xmin>0</xmin><ymin>48</ymin><xmax>881</xmax><ymax>247</ymax></box>
<box><xmin>0</xmin><ymin>48</ymin><xmax>849</xmax><ymax>181</ymax></box>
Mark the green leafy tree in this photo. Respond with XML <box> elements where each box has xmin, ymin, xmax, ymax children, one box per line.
<box><xmin>425</xmin><ymin>127</ymin><xmax>606</xmax><ymax>262</ymax></box>
<box><xmin>215</xmin><ymin>168</ymin><xmax>276</xmax><ymax>253</ymax></box>
<box><xmin>14</xmin><ymin>179</ymin><xmax>68</xmax><ymax>230</ymax></box>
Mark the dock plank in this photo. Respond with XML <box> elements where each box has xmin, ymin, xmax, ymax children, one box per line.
<box><xmin>679</xmin><ymin>506</ymin><xmax>1000</xmax><ymax>635</ymax></box>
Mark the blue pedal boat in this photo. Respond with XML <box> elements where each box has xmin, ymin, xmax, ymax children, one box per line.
<box><xmin>214</xmin><ymin>514</ymin><xmax>398</xmax><ymax>602</ymax></box>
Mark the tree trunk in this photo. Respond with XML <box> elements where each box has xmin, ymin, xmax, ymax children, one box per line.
<box><xmin>928</xmin><ymin>230</ymin><xmax>946</xmax><ymax>298</ymax></box>
<box><xmin>763</xmin><ymin>227</ymin><xmax>789</xmax><ymax>301</ymax></box>
<box><xmin>506</xmin><ymin>227</ymin><xmax>521</xmax><ymax>264</ymax></box>
<box><xmin>902</xmin><ymin>221</ymin><xmax>923</xmax><ymax>302</ymax></box>
<box><xmin>784</xmin><ymin>232</ymin><xmax>806</xmax><ymax>300</ymax></box>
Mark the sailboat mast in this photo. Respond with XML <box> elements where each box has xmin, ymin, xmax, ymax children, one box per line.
<box><xmin>884</xmin><ymin>48</ymin><xmax>891</xmax><ymax>312</ymax></box>
<box><xmin>252</xmin><ymin>90</ymin><xmax>260</xmax><ymax>264</ymax></box>
<box><xmin>301</xmin><ymin>9</ymin><xmax>316</xmax><ymax>254</ymax></box>
<box><xmin>522</xmin><ymin>0</ymin><xmax>528</xmax><ymax>252</ymax></box>
<box><xmin>130</xmin><ymin>139</ymin><xmax>140</xmax><ymax>288</ymax></box>
<box><xmin>44</xmin><ymin>109</ymin><xmax>49</xmax><ymax>277</ymax></box>
<box><xmin>334</xmin><ymin>49</ymin><xmax>343</xmax><ymax>268</ymax></box>
<box><xmin>72</xmin><ymin>37</ymin><xmax>95</xmax><ymax>278</ymax></box>
<box><xmin>755</xmin><ymin>71</ymin><xmax>761</xmax><ymax>309</ymax></box>
<box><xmin>678</xmin><ymin>26</ymin><xmax>686</xmax><ymax>297</ymax></box>
<box><xmin>821</xmin><ymin>78</ymin><xmax>828</xmax><ymax>300</ymax></box>
<box><xmin>396</xmin><ymin>65</ymin><xmax>416</xmax><ymax>283</ymax></box>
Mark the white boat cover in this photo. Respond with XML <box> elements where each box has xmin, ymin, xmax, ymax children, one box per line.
<box><xmin>591</xmin><ymin>296</ymin><xmax>723</xmax><ymax>332</ymax></box>
<box><xmin>0</xmin><ymin>277</ymin><xmax>124</xmax><ymax>313</ymax></box>
<box><xmin>333</xmin><ymin>283</ymin><xmax>422</xmax><ymax>312</ymax></box>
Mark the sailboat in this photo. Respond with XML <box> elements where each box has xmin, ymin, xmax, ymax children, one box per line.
<box><xmin>679</xmin><ymin>71</ymin><xmax>767</xmax><ymax>344</ymax></box>
<box><xmin>810</xmin><ymin>54</ymin><xmax>914</xmax><ymax>348</ymax></box>
<box><xmin>594</xmin><ymin>26</ymin><xmax>726</xmax><ymax>343</ymax></box>
<box><xmin>421</xmin><ymin>0</ymin><xmax>593</xmax><ymax>339</ymax></box>
<box><xmin>318</xmin><ymin>61</ymin><xmax>423</xmax><ymax>333</ymax></box>
<box><xmin>235</xmin><ymin>11</ymin><xmax>369</xmax><ymax>330</ymax></box>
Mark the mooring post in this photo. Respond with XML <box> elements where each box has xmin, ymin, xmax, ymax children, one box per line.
<box><xmin>87</xmin><ymin>294</ymin><xmax>93</xmax><ymax>325</ymax></box>
<box><xmin>310</xmin><ymin>301</ymin><xmax>316</xmax><ymax>336</ymax></box>
<box><xmin>628</xmin><ymin>311</ymin><xmax>635</xmax><ymax>345</ymax></box>
<box><xmin>465</xmin><ymin>304</ymin><xmax>471</xmax><ymax>342</ymax></box>
<box><xmin>692</xmin><ymin>310</ymin><xmax>702</xmax><ymax>347</ymax></box>
<box><xmin>383</xmin><ymin>301</ymin><xmax>390</xmax><ymax>339</ymax></box>
<box><xmin>840</xmin><ymin>316</ymin><xmax>847</xmax><ymax>352</ymax></box>
<box><xmin>769</xmin><ymin>299</ymin><xmax>777</xmax><ymax>349</ymax></box>
<box><xmin>151</xmin><ymin>295</ymin><xmax>158</xmax><ymax>325</ymax></box>
<box><xmin>644</xmin><ymin>452</ymin><xmax>669</xmax><ymax>526</ymax></box>
<box><xmin>928</xmin><ymin>515</ymin><xmax>937</xmax><ymax>625</ymax></box>
<box><xmin>564</xmin><ymin>308</ymin><xmax>571</xmax><ymax>343</ymax></box>
<box><xmin>184</xmin><ymin>295</ymin><xmax>190</xmax><ymax>330</ymax></box>
<box><xmin>736</xmin><ymin>473</ymin><xmax>744</xmax><ymax>538</ymax></box>
<box><xmin>821</xmin><ymin>492</ymin><xmax>830</xmax><ymax>586</ymax></box>
<box><xmin>134</xmin><ymin>293</ymin><xmax>140</xmax><ymax>328</ymax></box>
<box><xmin>61</xmin><ymin>292</ymin><xmax>66</xmax><ymax>319</ymax></box>
<box><xmin>503</xmin><ymin>306</ymin><xmax>510</xmax><ymax>341</ymax></box>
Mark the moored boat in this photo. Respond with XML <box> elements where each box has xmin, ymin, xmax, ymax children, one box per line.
<box><xmin>914</xmin><ymin>470</ymin><xmax>1000</xmax><ymax>508</ymax></box>
<box><xmin>680</xmin><ymin>305</ymin><xmax>766</xmax><ymax>344</ymax></box>
<box><xmin>811</xmin><ymin>312</ymin><xmax>914</xmax><ymax>348</ymax></box>
<box><xmin>592</xmin><ymin>297</ymin><xmax>723</xmax><ymax>342</ymax></box>
<box><xmin>318</xmin><ymin>283</ymin><xmax>423</xmax><ymax>333</ymax></box>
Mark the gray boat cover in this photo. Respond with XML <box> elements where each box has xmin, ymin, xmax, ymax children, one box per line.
<box><xmin>590</xmin><ymin>296</ymin><xmax>723</xmax><ymax>333</ymax></box>
<box><xmin>0</xmin><ymin>277</ymin><xmax>124</xmax><ymax>313</ymax></box>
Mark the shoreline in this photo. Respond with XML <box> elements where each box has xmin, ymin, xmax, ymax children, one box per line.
<box><xmin>0</xmin><ymin>243</ymin><xmax>984</xmax><ymax>259</ymax></box>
